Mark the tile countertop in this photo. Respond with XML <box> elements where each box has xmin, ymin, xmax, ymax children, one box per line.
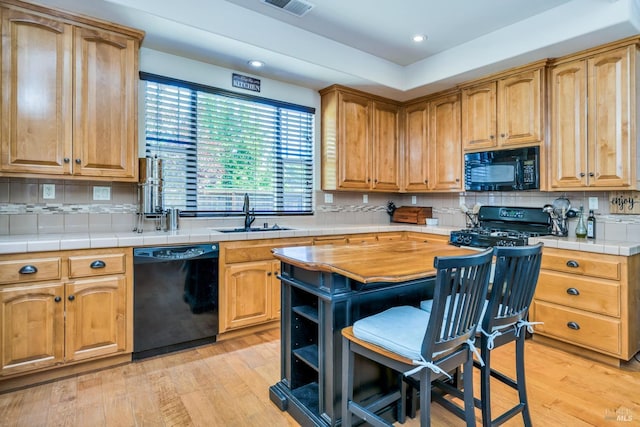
<box><xmin>0</xmin><ymin>224</ymin><xmax>638</xmax><ymax>256</ymax></box>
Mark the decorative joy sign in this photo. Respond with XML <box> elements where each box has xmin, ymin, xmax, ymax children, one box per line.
<box><xmin>609</xmin><ymin>191</ymin><xmax>640</xmax><ymax>214</ymax></box>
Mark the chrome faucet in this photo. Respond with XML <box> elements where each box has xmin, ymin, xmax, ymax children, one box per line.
<box><xmin>243</xmin><ymin>193</ymin><xmax>255</xmax><ymax>230</ymax></box>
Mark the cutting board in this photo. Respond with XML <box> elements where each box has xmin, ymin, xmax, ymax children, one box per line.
<box><xmin>391</xmin><ymin>206</ymin><xmax>432</xmax><ymax>224</ymax></box>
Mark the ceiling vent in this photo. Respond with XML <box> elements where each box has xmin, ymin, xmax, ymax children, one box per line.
<box><xmin>261</xmin><ymin>0</ymin><xmax>315</xmax><ymax>17</ymax></box>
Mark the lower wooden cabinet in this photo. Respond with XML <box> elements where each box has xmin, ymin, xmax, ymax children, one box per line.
<box><xmin>223</xmin><ymin>260</ymin><xmax>280</xmax><ymax>330</ymax></box>
<box><xmin>0</xmin><ymin>248</ymin><xmax>132</xmax><ymax>379</ymax></box>
<box><xmin>531</xmin><ymin>247</ymin><xmax>640</xmax><ymax>364</ymax></box>
<box><xmin>219</xmin><ymin>238</ymin><xmax>312</xmax><ymax>333</ymax></box>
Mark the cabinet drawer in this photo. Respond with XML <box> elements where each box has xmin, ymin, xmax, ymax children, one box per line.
<box><xmin>0</xmin><ymin>258</ymin><xmax>61</xmax><ymax>284</ymax></box>
<box><xmin>376</xmin><ymin>232</ymin><xmax>404</xmax><ymax>242</ymax></box>
<box><xmin>224</xmin><ymin>239</ymin><xmax>313</xmax><ymax>263</ymax></box>
<box><xmin>68</xmin><ymin>253</ymin><xmax>125</xmax><ymax>278</ymax></box>
<box><xmin>347</xmin><ymin>235</ymin><xmax>377</xmax><ymax>244</ymax></box>
<box><xmin>541</xmin><ymin>252</ymin><xmax>620</xmax><ymax>280</ymax></box>
<box><xmin>536</xmin><ymin>271</ymin><xmax>620</xmax><ymax>317</ymax></box>
<box><xmin>313</xmin><ymin>236</ymin><xmax>347</xmax><ymax>245</ymax></box>
<box><xmin>532</xmin><ymin>301</ymin><xmax>620</xmax><ymax>355</ymax></box>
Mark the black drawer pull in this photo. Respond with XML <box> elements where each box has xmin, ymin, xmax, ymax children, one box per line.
<box><xmin>19</xmin><ymin>265</ymin><xmax>38</xmax><ymax>274</ymax></box>
<box><xmin>567</xmin><ymin>321</ymin><xmax>580</xmax><ymax>330</ymax></box>
<box><xmin>90</xmin><ymin>260</ymin><xmax>106</xmax><ymax>269</ymax></box>
<box><xmin>566</xmin><ymin>288</ymin><xmax>580</xmax><ymax>296</ymax></box>
<box><xmin>566</xmin><ymin>260</ymin><xmax>579</xmax><ymax>268</ymax></box>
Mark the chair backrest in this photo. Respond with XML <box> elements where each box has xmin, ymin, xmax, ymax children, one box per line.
<box><xmin>482</xmin><ymin>242</ymin><xmax>543</xmax><ymax>332</ymax></box>
<box><xmin>421</xmin><ymin>248</ymin><xmax>494</xmax><ymax>359</ymax></box>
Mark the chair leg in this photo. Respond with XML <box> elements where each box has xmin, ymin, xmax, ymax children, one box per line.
<box><xmin>479</xmin><ymin>344</ymin><xmax>492</xmax><ymax>427</ymax></box>
<box><xmin>462</xmin><ymin>353</ymin><xmax>476</xmax><ymax>427</ymax></box>
<box><xmin>515</xmin><ymin>334</ymin><xmax>532</xmax><ymax>427</ymax></box>
<box><xmin>419</xmin><ymin>368</ymin><xmax>432</xmax><ymax>427</ymax></box>
<box><xmin>342</xmin><ymin>336</ymin><xmax>354</xmax><ymax>426</ymax></box>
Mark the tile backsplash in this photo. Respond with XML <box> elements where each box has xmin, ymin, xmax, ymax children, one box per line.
<box><xmin>1</xmin><ymin>177</ymin><xmax>639</xmax><ymax>242</ymax></box>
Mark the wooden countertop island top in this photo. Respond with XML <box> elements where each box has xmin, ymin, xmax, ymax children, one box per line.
<box><xmin>272</xmin><ymin>241</ymin><xmax>476</xmax><ymax>284</ymax></box>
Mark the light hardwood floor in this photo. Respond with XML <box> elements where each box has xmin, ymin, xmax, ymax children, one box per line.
<box><xmin>1</xmin><ymin>328</ymin><xmax>639</xmax><ymax>426</ymax></box>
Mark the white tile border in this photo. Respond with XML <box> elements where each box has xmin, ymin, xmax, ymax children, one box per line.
<box><xmin>0</xmin><ymin>225</ymin><xmax>638</xmax><ymax>256</ymax></box>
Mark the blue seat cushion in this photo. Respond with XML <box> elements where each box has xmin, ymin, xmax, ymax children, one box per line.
<box><xmin>352</xmin><ymin>306</ymin><xmax>429</xmax><ymax>361</ymax></box>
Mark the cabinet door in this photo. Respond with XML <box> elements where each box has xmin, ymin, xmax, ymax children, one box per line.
<box><xmin>337</xmin><ymin>92</ymin><xmax>370</xmax><ymax>189</ymax></box>
<box><xmin>371</xmin><ymin>101</ymin><xmax>400</xmax><ymax>191</ymax></box>
<box><xmin>498</xmin><ymin>69</ymin><xmax>543</xmax><ymax>146</ymax></box>
<box><xmin>0</xmin><ymin>282</ymin><xmax>64</xmax><ymax>376</ymax></box>
<box><xmin>65</xmin><ymin>276</ymin><xmax>127</xmax><ymax>362</ymax></box>
<box><xmin>73</xmin><ymin>27</ymin><xmax>137</xmax><ymax>180</ymax></box>
<box><xmin>587</xmin><ymin>46</ymin><xmax>633</xmax><ymax>188</ymax></box>
<box><xmin>0</xmin><ymin>8</ymin><xmax>72</xmax><ymax>175</ymax></box>
<box><xmin>429</xmin><ymin>93</ymin><xmax>462</xmax><ymax>191</ymax></box>
<box><xmin>224</xmin><ymin>261</ymin><xmax>271</xmax><ymax>330</ymax></box>
<box><xmin>270</xmin><ymin>261</ymin><xmax>281</xmax><ymax>320</ymax></box>
<box><xmin>461</xmin><ymin>82</ymin><xmax>497</xmax><ymax>150</ymax></box>
<box><xmin>403</xmin><ymin>102</ymin><xmax>430</xmax><ymax>191</ymax></box>
<box><xmin>549</xmin><ymin>61</ymin><xmax>588</xmax><ymax>188</ymax></box>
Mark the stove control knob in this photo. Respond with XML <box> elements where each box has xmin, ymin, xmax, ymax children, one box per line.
<box><xmin>463</xmin><ymin>236</ymin><xmax>472</xmax><ymax>245</ymax></box>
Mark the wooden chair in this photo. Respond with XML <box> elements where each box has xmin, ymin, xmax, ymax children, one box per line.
<box><xmin>341</xmin><ymin>247</ymin><xmax>494</xmax><ymax>427</ymax></box>
<box><xmin>426</xmin><ymin>243</ymin><xmax>544</xmax><ymax>427</ymax></box>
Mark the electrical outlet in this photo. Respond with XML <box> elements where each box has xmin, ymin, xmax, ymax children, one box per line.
<box><xmin>42</xmin><ymin>184</ymin><xmax>55</xmax><ymax>199</ymax></box>
<box><xmin>93</xmin><ymin>186</ymin><xmax>111</xmax><ymax>201</ymax></box>
<box><xmin>411</xmin><ymin>196</ymin><xmax>417</xmax><ymax>205</ymax></box>
<box><xmin>588</xmin><ymin>197</ymin><xmax>599</xmax><ymax>210</ymax></box>
<box><xmin>363</xmin><ymin>194</ymin><xmax>368</xmax><ymax>204</ymax></box>
<box><xmin>324</xmin><ymin>193</ymin><xmax>333</xmax><ymax>203</ymax></box>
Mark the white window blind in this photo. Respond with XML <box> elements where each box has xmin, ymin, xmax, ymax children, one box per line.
<box><xmin>142</xmin><ymin>73</ymin><xmax>314</xmax><ymax>215</ymax></box>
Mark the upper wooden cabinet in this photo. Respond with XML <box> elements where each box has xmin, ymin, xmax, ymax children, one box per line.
<box><xmin>549</xmin><ymin>43</ymin><xmax>638</xmax><ymax>190</ymax></box>
<box><xmin>0</xmin><ymin>1</ymin><xmax>144</xmax><ymax>181</ymax></box>
<box><xmin>402</xmin><ymin>92</ymin><xmax>462</xmax><ymax>192</ymax></box>
<box><xmin>428</xmin><ymin>93</ymin><xmax>463</xmax><ymax>191</ymax></box>
<box><xmin>461</xmin><ymin>65</ymin><xmax>545</xmax><ymax>150</ymax></box>
<box><xmin>320</xmin><ymin>85</ymin><xmax>400</xmax><ymax>191</ymax></box>
<box><xmin>403</xmin><ymin>101</ymin><xmax>430</xmax><ymax>191</ymax></box>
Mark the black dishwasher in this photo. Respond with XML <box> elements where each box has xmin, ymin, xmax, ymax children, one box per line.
<box><xmin>133</xmin><ymin>244</ymin><xmax>219</xmax><ymax>359</ymax></box>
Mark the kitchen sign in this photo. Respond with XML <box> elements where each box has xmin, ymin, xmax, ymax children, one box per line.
<box><xmin>609</xmin><ymin>191</ymin><xmax>640</xmax><ymax>214</ymax></box>
<box><xmin>232</xmin><ymin>73</ymin><xmax>261</xmax><ymax>92</ymax></box>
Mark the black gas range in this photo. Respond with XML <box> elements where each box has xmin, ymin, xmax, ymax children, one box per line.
<box><xmin>450</xmin><ymin>206</ymin><xmax>552</xmax><ymax>248</ymax></box>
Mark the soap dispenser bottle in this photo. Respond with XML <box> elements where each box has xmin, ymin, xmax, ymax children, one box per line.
<box><xmin>575</xmin><ymin>206</ymin><xmax>587</xmax><ymax>238</ymax></box>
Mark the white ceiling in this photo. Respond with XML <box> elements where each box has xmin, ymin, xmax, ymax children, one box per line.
<box><xmin>28</xmin><ymin>0</ymin><xmax>640</xmax><ymax>100</ymax></box>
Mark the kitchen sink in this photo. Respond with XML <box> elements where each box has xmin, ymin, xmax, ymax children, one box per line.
<box><xmin>215</xmin><ymin>226</ymin><xmax>294</xmax><ymax>233</ymax></box>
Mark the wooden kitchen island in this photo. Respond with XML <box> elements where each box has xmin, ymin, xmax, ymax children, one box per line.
<box><xmin>268</xmin><ymin>241</ymin><xmax>473</xmax><ymax>427</ymax></box>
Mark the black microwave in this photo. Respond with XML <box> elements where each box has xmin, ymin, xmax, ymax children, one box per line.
<box><xmin>464</xmin><ymin>146</ymin><xmax>539</xmax><ymax>191</ymax></box>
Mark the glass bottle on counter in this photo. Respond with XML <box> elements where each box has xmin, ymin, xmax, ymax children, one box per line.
<box><xmin>575</xmin><ymin>206</ymin><xmax>587</xmax><ymax>238</ymax></box>
<box><xmin>587</xmin><ymin>209</ymin><xmax>596</xmax><ymax>239</ymax></box>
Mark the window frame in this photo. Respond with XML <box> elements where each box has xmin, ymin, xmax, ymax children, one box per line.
<box><xmin>140</xmin><ymin>72</ymin><xmax>315</xmax><ymax>217</ymax></box>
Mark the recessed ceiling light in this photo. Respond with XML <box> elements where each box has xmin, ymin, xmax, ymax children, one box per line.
<box><xmin>248</xmin><ymin>60</ymin><xmax>265</xmax><ymax>68</ymax></box>
<box><xmin>412</xmin><ymin>34</ymin><xmax>427</xmax><ymax>43</ymax></box>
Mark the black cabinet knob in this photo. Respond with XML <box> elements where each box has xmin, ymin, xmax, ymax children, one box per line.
<box><xmin>566</xmin><ymin>260</ymin><xmax>579</xmax><ymax>268</ymax></box>
<box><xmin>54</xmin><ymin>296</ymin><xmax>62</xmax><ymax>303</ymax></box>
<box><xmin>63</xmin><ymin>158</ymin><xmax>70</xmax><ymax>163</ymax></box>
<box><xmin>566</xmin><ymin>287</ymin><xmax>580</xmax><ymax>296</ymax></box>
<box><xmin>19</xmin><ymin>265</ymin><xmax>37</xmax><ymax>274</ymax></box>
<box><xmin>75</xmin><ymin>158</ymin><xmax>81</xmax><ymax>164</ymax></box>
<box><xmin>566</xmin><ymin>321</ymin><xmax>580</xmax><ymax>330</ymax></box>
<box><xmin>90</xmin><ymin>260</ymin><xmax>106</xmax><ymax>269</ymax></box>
<box><xmin>68</xmin><ymin>295</ymin><xmax>75</xmax><ymax>301</ymax></box>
